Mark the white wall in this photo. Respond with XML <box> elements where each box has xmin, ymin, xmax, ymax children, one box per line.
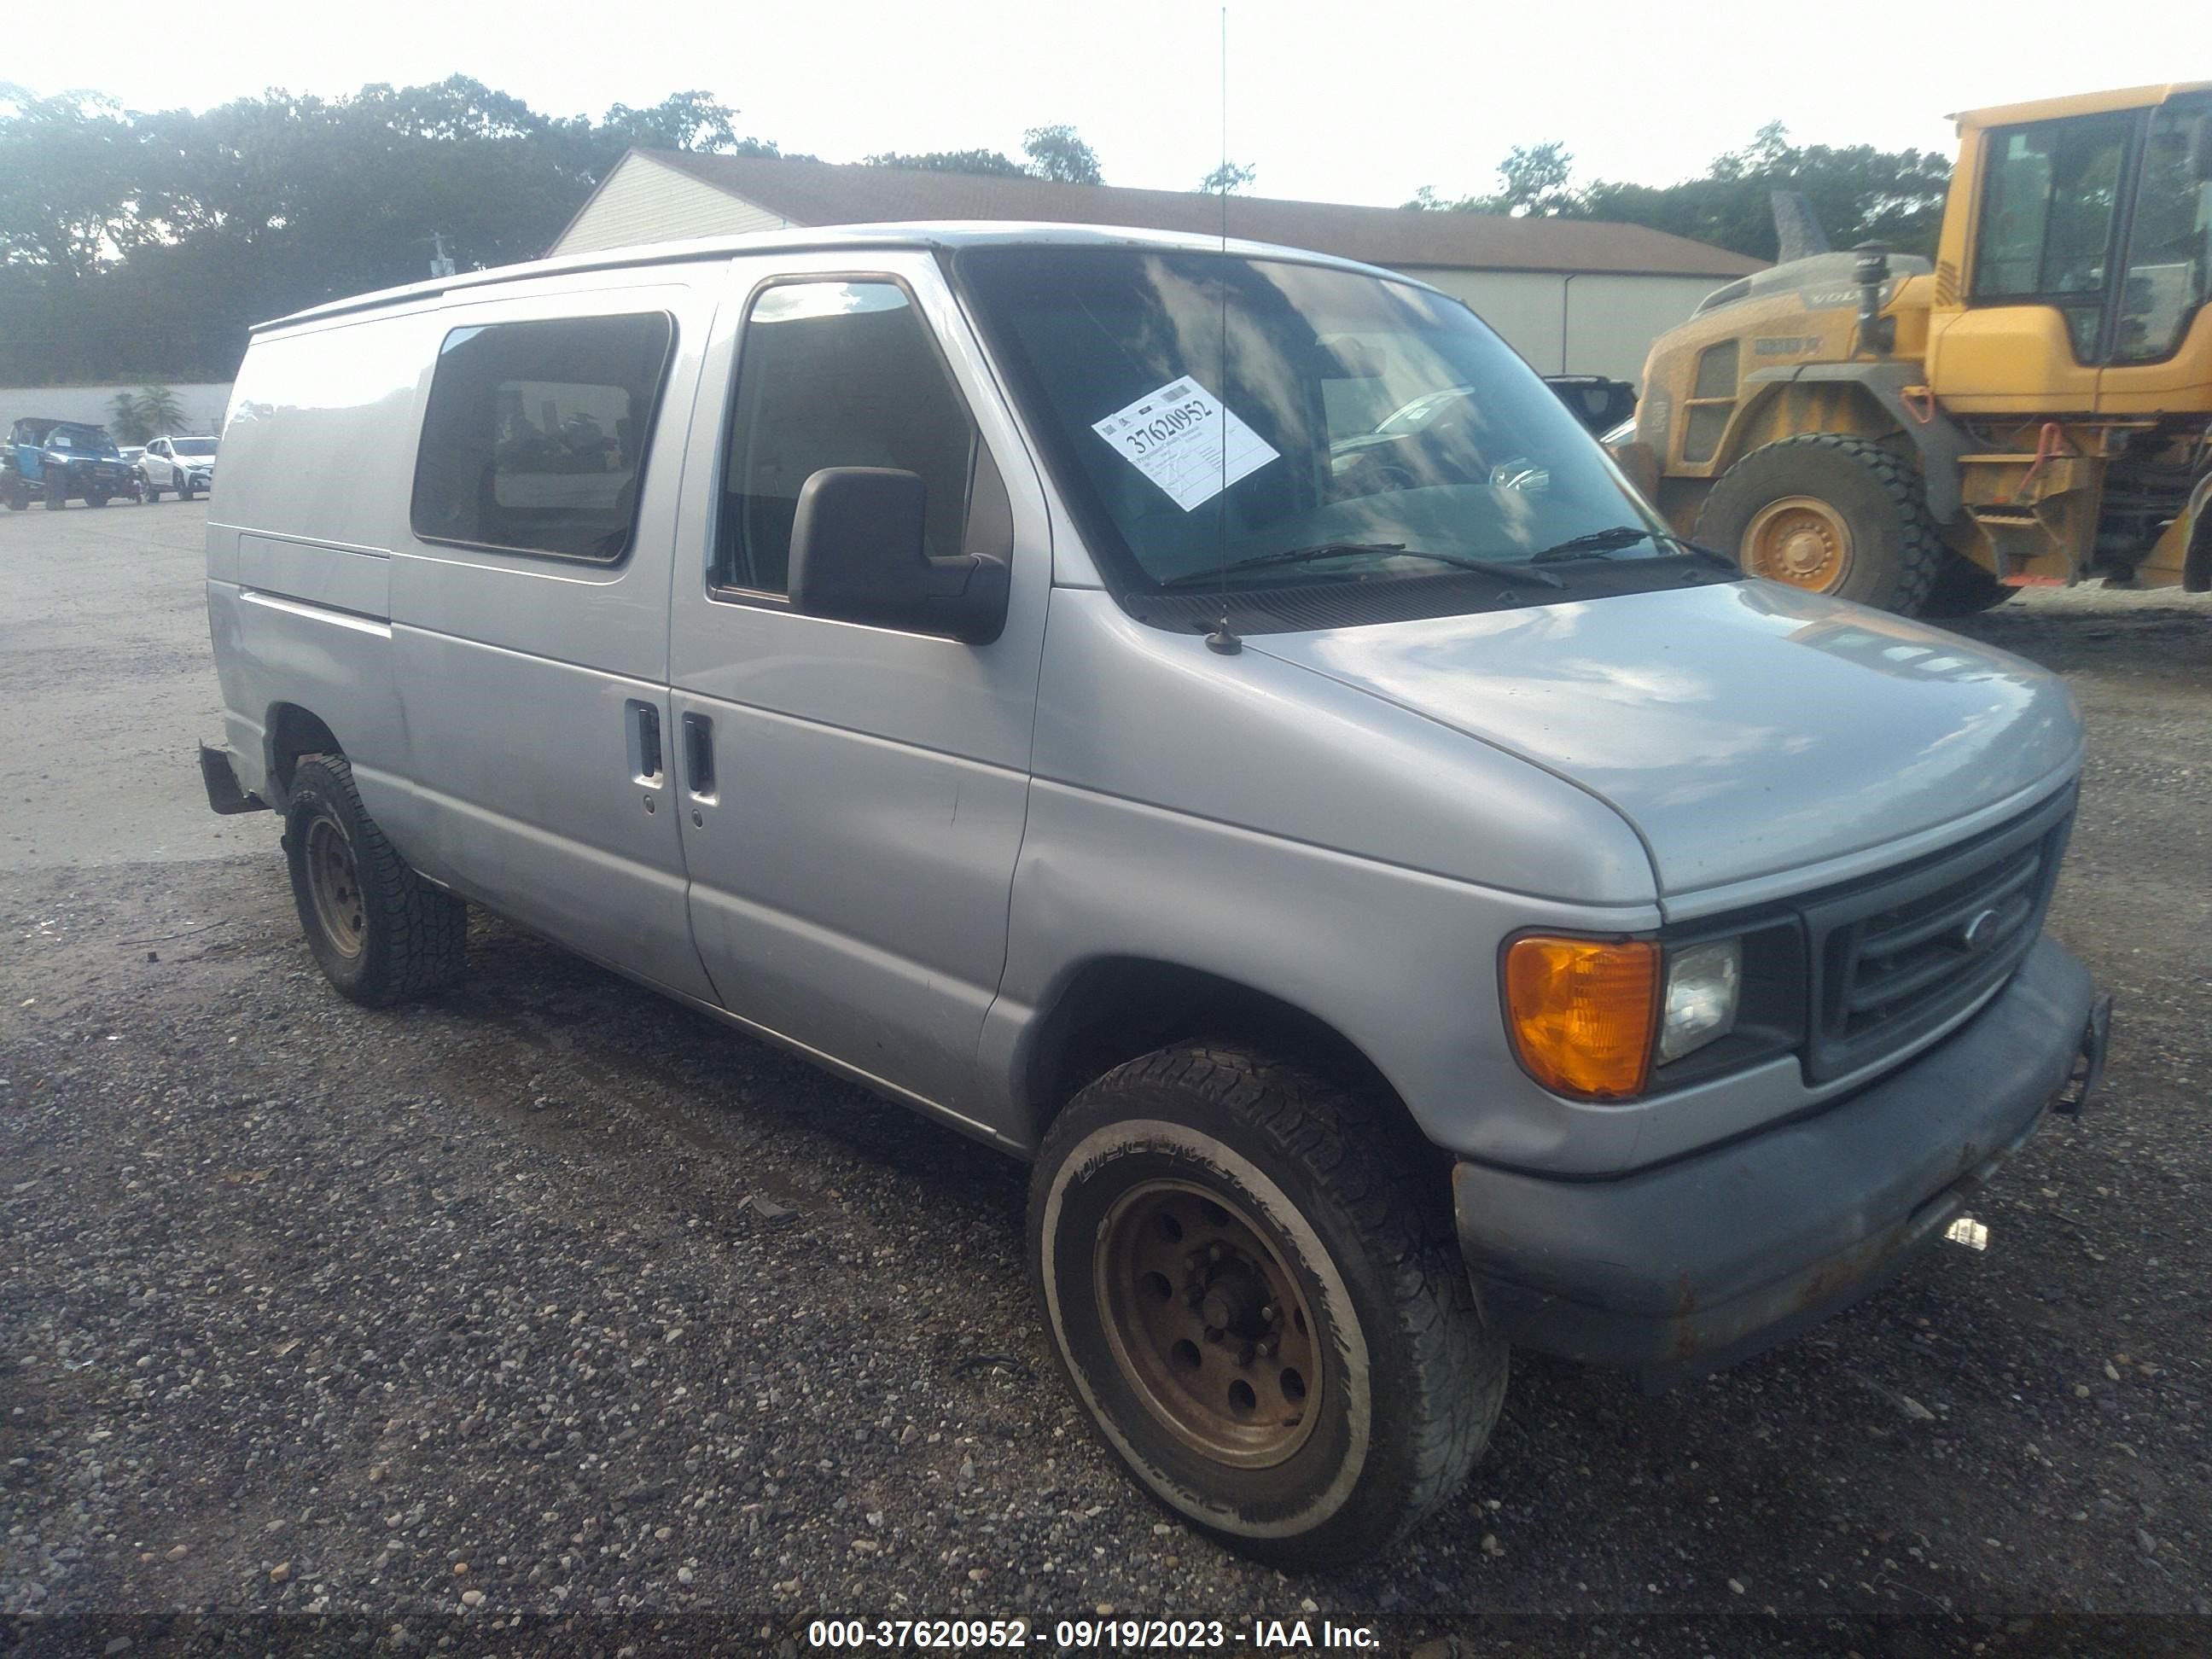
<box><xmin>1406</xmin><ymin>268</ymin><xmax>1725</xmax><ymax>386</ymax></box>
<box><xmin>555</xmin><ymin>154</ymin><xmax>791</xmax><ymax>255</ymax></box>
<box><xmin>0</xmin><ymin>381</ymin><xmax>232</xmax><ymax>437</ymax></box>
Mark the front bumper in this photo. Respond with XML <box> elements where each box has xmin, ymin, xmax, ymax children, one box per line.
<box><xmin>1454</xmin><ymin>935</ymin><xmax>2105</xmax><ymax>1385</ymax></box>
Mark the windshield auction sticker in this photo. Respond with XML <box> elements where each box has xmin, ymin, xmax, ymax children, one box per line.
<box><xmin>1091</xmin><ymin>377</ymin><xmax>1278</xmax><ymax>511</ymax></box>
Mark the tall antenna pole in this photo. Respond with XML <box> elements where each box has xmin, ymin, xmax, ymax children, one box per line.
<box><xmin>1204</xmin><ymin>3</ymin><xmax>1241</xmax><ymax>654</ymax></box>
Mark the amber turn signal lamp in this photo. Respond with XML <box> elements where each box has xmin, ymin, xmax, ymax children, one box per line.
<box><xmin>1504</xmin><ymin>935</ymin><xmax>1661</xmax><ymax>1101</ymax></box>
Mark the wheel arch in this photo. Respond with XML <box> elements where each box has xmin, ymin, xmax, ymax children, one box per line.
<box><xmin>1019</xmin><ymin>956</ymin><xmax>1425</xmax><ymax>1159</ymax></box>
<box><xmin>262</xmin><ymin>702</ymin><xmax>344</xmax><ymax>812</ymax></box>
<box><xmin>1737</xmin><ymin>362</ymin><xmax>1970</xmax><ymax>524</ymax></box>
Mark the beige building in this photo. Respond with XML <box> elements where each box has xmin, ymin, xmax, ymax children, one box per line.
<box><xmin>550</xmin><ymin>150</ymin><xmax>1764</xmax><ymax>386</ymax></box>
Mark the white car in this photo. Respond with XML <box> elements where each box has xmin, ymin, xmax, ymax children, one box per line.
<box><xmin>140</xmin><ymin>435</ymin><xmax>218</xmax><ymax>501</ymax></box>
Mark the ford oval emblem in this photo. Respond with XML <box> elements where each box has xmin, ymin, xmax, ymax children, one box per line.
<box><xmin>1959</xmin><ymin>908</ymin><xmax>2003</xmax><ymax>954</ymax></box>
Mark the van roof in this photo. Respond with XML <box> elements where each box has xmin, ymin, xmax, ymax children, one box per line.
<box><xmin>254</xmin><ymin>220</ymin><xmax>1437</xmax><ymax>333</ymax></box>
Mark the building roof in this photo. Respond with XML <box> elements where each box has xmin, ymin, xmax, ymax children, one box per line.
<box><xmin>609</xmin><ymin>150</ymin><xmax>1766</xmax><ymax>280</ymax></box>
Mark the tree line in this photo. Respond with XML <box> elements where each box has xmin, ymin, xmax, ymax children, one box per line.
<box><xmin>0</xmin><ymin>78</ymin><xmax>1121</xmax><ymax>386</ymax></box>
<box><xmin>2</xmin><ymin>74</ymin><xmax>1949</xmax><ymax>390</ymax></box>
<box><xmin>1408</xmin><ymin>125</ymin><xmax>1954</xmax><ymax>261</ymax></box>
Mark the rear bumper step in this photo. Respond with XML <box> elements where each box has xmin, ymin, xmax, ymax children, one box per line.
<box><xmin>198</xmin><ymin>742</ymin><xmax>267</xmax><ymax>816</ymax></box>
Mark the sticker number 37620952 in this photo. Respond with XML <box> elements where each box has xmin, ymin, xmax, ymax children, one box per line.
<box><xmin>1090</xmin><ymin>377</ymin><xmax>1280</xmax><ymax>512</ymax></box>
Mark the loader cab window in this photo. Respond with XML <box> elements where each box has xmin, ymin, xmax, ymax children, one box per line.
<box><xmin>2114</xmin><ymin>96</ymin><xmax>2212</xmax><ymax>364</ymax></box>
<box><xmin>1972</xmin><ymin>112</ymin><xmax>2135</xmax><ymax>359</ymax></box>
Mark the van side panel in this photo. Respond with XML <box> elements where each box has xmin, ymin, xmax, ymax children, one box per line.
<box><xmin>385</xmin><ymin>279</ymin><xmax>716</xmax><ymax>1002</ymax></box>
<box><xmin>207</xmin><ymin>313</ymin><xmax>432</xmax><ymax>822</ymax></box>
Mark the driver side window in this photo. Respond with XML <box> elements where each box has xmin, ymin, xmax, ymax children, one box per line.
<box><xmin>714</xmin><ymin>279</ymin><xmax>977</xmax><ymax>597</ymax></box>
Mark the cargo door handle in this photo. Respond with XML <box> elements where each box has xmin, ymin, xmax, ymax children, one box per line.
<box><xmin>626</xmin><ymin>700</ymin><xmax>663</xmax><ymax>785</ymax></box>
<box><xmin>681</xmin><ymin>713</ymin><xmax>716</xmax><ymax>801</ymax></box>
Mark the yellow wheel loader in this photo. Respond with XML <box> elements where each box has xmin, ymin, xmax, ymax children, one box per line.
<box><xmin>1619</xmin><ymin>84</ymin><xmax>2212</xmax><ymax>616</ymax></box>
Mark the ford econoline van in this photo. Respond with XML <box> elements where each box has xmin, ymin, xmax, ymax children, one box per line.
<box><xmin>201</xmin><ymin>224</ymin><xmax>2110</xmax><ymax>1565</ymax></box>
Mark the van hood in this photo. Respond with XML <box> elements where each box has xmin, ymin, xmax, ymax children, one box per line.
<box><xmin>1249</xmin><ymin>579</ymin><xmax>2081</xmax><ymax>896</ymax></box>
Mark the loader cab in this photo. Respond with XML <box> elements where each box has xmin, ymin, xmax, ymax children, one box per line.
<box><xmin>1927</xmin><ymin>83</ymin><xmax>2212</xmax><ymax>415</ymax></box>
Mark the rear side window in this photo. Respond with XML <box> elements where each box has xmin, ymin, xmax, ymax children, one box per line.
<box><xmin>715</xmin><ymin>280</ymin><xmax>975</xmax><ymax>594</ymax></box>
<box><xmin>411</xmin><ymin>311</ymin><xmax>675</xmax><ymax>562</ymax></box>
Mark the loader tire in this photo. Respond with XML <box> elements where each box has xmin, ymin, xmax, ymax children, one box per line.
<box><xmin>1695</xmin><ymin>434</ymin><xmax>1942</xmax><ymax>614</ymax></box>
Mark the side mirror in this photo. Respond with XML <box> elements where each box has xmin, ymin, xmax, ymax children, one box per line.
<box><xmin>787</xmin><ymin>467</ymin><xmax>1010</xmax><ymax>645</ymax></box>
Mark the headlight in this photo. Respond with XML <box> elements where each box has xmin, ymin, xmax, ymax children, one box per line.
<box><xmin>1658</xmin><ymin>939</ymin><xmax>1741</xmax><ymax>1063</ymax></box>
<box><xmin>1504</xmin><ymin>933</ymin><xmax>1746</xmax><ymax>1099</ymax></box>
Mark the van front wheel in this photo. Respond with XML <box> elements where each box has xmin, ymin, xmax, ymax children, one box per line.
<box><xmin>1029</xmin><ymin>1042</ymin><xmax>1505</xmax><ymax>1567</ymax></box>
<box><xmin>284</xmin><ymin>754</ymin><xmax>468</xmax><ymax>1005</ymax></box>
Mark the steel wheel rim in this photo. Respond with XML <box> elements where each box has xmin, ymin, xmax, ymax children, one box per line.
<box><xmin>1094</xmin><ymin>1178</ymin><xmax>1321</xmax><ymax>1469</ymax></box>
<box><xmin>1743</xmin><ymin>494</ymin><xmax>1853</xmax><ymax>591</ymax></box>
<box><xmin>305</xmin><ymin>816</ymin><xmax>366</xmax><ymax>958</ymax></box>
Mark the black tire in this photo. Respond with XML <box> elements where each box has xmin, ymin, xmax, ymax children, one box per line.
<box><xmin>88</xmin><ymin>488</ymin><xmax>109</xmax><ymax>508</ymax></box>
<box><xmin>1918</xmin><ymin>556</ymin><xmax>2015</xmax><ymax>618</ymax></box>
<box><xmin>44</xmin><ymin>480</ymin><xmax>67</xmax><ymax>510</ymax></box>
<box><xmin>139</xmin><ymin>478</ymin><xmax>160</xmax><ymax>503</ymax></box>
<box><xmin>283</xmin><ymin>753</ymin><xmax>468</xmax><ymax>1006</ymax></box>
<box><xmin>4</xmin><ymin>483</ymin><xmax>25</xmax><ymax>511</ymax></box>
<box><xmin>1694</xmin><ymin>434</ymin><xmax>1942</xmax><ymax>614</ymax></box>
<box><xmin>178</xmin><ymin>476</ymin><xmax>195</xmax><ymax>502</ymax></box>
<box><xmin>1029</xmin><ymin>1041</ymin><xmax>1505</xmax><ymax>1568</ymax></box>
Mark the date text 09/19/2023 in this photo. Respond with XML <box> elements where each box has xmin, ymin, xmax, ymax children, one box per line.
<box><xmin>806</xmin><ymin>1616</ymin><xmax>1383</xmax><ymax>1649</ymax></box>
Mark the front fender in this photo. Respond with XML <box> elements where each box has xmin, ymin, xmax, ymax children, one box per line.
<box><xmin>977</xmin><ymin>781</ymin><xmax>1660</xmax><ymax>1166</ymax></box>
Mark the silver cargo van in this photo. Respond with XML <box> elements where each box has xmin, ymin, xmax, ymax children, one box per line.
<box><xmin>201</xmin><ymin>223</ymin><xmax>2110</xmax><ymax>1565</ymax></box>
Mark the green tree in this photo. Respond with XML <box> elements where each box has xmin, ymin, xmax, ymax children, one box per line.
<box><xmin>864</xmin><ymin>148</ymin><xmax>1029</xmax><ymax>177</ymax></box>
<box><xmin>1200</xmin><ymin>160</ymin><xmax>1258</xmax><ymax>195</ymax></box>
<box><xmin>134</xmin><ymin>385</ymin><xmax>185</xmax><ymax>434</ymax></box>
<box><xmin>1022</xmin><ymin>125</ymin><xmax>1103</xmax><ymax>185</ymax></box>
<box><xmin>1406</xmin><ymin>141</ymin><xmax>1579</xmax><ymax>217</ymax></box>
<box><xmin>108</xmin><ymin>391</ymin><xmax>151</xmax><ymax>445</ymax></box>
<box><xmin>1404</xmin><ymin>126</ymin><xmax>1952</xmax><ymax>261</ymax></box>
<box><xmin>0</xmin><ymin>84</ymin><xmax>150</xmax><ymax>276</ymax></box>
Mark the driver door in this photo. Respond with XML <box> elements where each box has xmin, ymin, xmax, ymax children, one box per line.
<box><xmin>665</xmin><ymin>252</ymin><xmax>1050</xmax><ymax>1135</ymax></box>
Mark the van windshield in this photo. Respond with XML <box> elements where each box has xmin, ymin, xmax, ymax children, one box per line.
<box><xmin>955</xmin><ymin>246</ymin><xmax>1668</xmax><ymax>597</ymax></box>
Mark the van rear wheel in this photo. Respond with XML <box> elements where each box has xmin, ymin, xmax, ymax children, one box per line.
<box><xmin>284</xmin><ymin>754</ymin><xmax>468</xmax><ymax>1005</ymax></box>
<box><xmin>1029</xmin><ymin>1041</ymin><xmax>1505</xmax><ymax>1567</ymax></box>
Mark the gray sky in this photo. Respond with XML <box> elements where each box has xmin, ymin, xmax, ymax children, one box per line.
<box><xmin>13</xmin><ymin>0</ymin><xmax>2206</xmax><ymax>204</ymax></box>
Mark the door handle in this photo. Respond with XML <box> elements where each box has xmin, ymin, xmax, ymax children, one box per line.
<box><xmin>682</xmin><ymin>712</ymin><xmax>716</xmax><ymax>800</ymax></box>
<box><xmin>626</xmin><ymin>699</ymin><xmax>663</xmax><ymax>785</ymax></box>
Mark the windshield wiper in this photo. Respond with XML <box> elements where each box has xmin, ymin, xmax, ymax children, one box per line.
<box><xmin>1528</xmin><ymin>525</ymin><xmax>1739</xmax><ymax>573</ymax></box>
<box><xmin>1160</xmin><ymin>541</ymin><xmax>1563</xmax><ymax>590</ymax></box>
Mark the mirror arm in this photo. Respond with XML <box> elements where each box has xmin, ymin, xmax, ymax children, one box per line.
<box><xmin>919</xmin><ymin>554</ymin><xmax>1010</xmax><ymax>644</ymax></box>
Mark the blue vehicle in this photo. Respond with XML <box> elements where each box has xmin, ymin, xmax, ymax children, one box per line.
<box><xmin>3</xmin><ymin>417</ymin><xmax>140</xmax><ymax>510</ymax></box>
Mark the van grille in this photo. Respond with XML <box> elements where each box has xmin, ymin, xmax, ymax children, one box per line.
<box><xmin>1799</xmin><ymin>790</ymin><xmax>2074</xmax><ymax>1083</ymax></box>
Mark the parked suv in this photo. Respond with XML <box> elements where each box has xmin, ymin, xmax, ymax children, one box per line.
<box><xmin>4</xmin><ymin>417</ymin><xmax>137</xmax><ymax>509</ymax></box>
<box><xmin>199</xmin><ymin>224</ymin><xmax>2110</xmax><ymax>1565</ymax></box>
<box><xmin>140</xmin><ymin>434</ymin><xmax>218</xmax><ymax>500</ymax></box>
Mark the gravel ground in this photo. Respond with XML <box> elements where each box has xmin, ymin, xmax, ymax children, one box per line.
<box><xmin>3</xmin><ymin>505</ymin><xmax>2209</xmax><ymax>1645</ymax></box>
